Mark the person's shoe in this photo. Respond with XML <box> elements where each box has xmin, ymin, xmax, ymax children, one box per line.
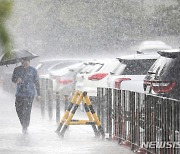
<box><xmin>22</xmin><ymin>127</ymin><xmax>28</xmax><ymax>134</ymax></box>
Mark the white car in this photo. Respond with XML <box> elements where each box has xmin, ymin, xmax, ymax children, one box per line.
<box><xmin>75</xmin><ymin>62</ymin><xmax>103</xmax><ymax>92</ymax></box>
<box><xmin>49</xmin><ymin>62</ymin><xmax>86</xmax><ymax>94</ymax></box>
<box><xmin>82</xmin><ymin>59</ymin><xmax>120</xmax><ymax>97</ymax></box>
<box><xmin>36</xmin><ymin>59</ymin><xmax>81</xmax><ymax>77</ymax></box>
<box><xmin>137</xmin><ymin>40</ymin><xmax>172</xmax><ymax>53</ymax></box>
<box><xmin>107</xmin><ymin>53</ymin><xmax>160</xmax><ymax>93</ymax></box>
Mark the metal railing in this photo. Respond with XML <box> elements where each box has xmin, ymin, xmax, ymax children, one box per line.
<box><xmin>38</xmin><ymin>79</ymin><xmax>180</xmax><ymax>154</ymax></box>
<box><xmin>40</xmin><ymin>78</ymin><xmax>61</xmax><ymax>122</ymax></box>
<box><xmin>97</xmin><ymin>87</ymin><xmax>180</xmax><ymax>154</ymax></box>
<box><xmin>39</xmin><ymin>78</ymin><xmax>73</xmax><ymax>123</ymax></box>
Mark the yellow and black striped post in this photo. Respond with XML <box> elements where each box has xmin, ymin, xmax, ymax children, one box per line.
<box><xmin>56</xmin><ymin>91</ymin><xmax>104</xmax><ymax>138</ymax></box>
<box><xmin>82</xmin><ymin>98</ymin><xmax>100</xmax><ymax>137</ymax></box>
<box><xmin>59</xmin><ymin>92</ymin><xmax>84</xmax><ymax>137</ymax></box>
<box><xmin>83</xmin><ymin>92</ymin><xmax>105</xmax><ymax>138</ymax></box>
<box><xmin>55</xmin><ymin>91</ymin><xmax>79</xmax><ymax>133</ymax></box>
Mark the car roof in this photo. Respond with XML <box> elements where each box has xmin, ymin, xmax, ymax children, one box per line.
<box><xmin>39</xmin><ymin>59</ymin><xmax>82</xmax><ymax>63</ymax></box>
<box><xmin>117</xmin><ymin>53</ymin><xmax>159</xmax><ymax>61</ymax></box>
<box><xmin>158</xmin><ymin>49</ymin><xmax>180</xmax><ymax>58</ymax></box>
<box><xmin>138</xmin><ymin>41</ymin><xmax>172</xmax><ymax>52</ymax></box>
<box><xmin>49</xmin><ymin>62</ymin><xmax>84</xmax><ymax>76</ymax></box>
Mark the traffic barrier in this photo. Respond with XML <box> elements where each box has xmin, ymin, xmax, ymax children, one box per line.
<box><xmin>56</xmin><ymin>91</ymin><xmax>105</xmax><ymax>138</ymax></box>
<box><xmin>97</xmin><ymin>87</ymin><xmax>180</xmax><ymax>154</ymax></box>
<box><xmin>55</xmin><ymin>91</ymin><xmax>79</xmax><ymax>132</ymax></box>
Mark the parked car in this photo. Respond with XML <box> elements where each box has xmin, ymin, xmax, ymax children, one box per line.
<box><xmin>49</xmin><ymin>62</ymin><xmax>86</xmax><ymax>94</ymax></box>
<box><xmin>137</xmin><ymin>41</ymin><xmax>172</xmax><ymax>53</ymax></box>
<box><xmin>143</xmin><ymin>49</ymin><xmax>180</xmax><ymax>100</ymax></box>
<box><xmin>36</xmin><ymin>59</ymin><xmax>83</xmax><ymax>92</ymax></box>
<box><xmin>107</xmin><ymin>53</ymin><xmax>159</xmax><ymax>93</ymax></box>
<box><xmin>75</xmin><ymin>62</ymin><xmax>104</xmax><ymax>92</ymax></box>
<box><xmin>83</xmin><ymin>59</ymin><xmax>120</xmax><ymax>97</ymax></box>
<box><xmin>36</xmin><ymin>59</ymin><xmax>81</xmax><ymax>77</ymax></box>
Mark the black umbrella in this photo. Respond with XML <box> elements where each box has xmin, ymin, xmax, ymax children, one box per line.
<box><xmin>0</xmin><ymin>49</ymin><xmax>38</xmax><ymax>66</ymax></box>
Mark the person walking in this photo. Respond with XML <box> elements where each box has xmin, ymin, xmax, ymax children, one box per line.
<box><xmin>12</xmin><ymin>58</ymin><xmax>41</xmax><ymax>134</ymax></box>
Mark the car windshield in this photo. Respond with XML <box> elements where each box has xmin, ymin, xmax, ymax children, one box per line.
<box><xmin>116</xmin><ymin>59</ymin><xmax>156</xmax><ymax>75</ymax></box>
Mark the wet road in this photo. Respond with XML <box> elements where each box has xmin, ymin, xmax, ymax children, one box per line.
<box><xmin>0</xmin><ymin>90</ymin><xmax>134</xmax><ymax>154</ymax></box>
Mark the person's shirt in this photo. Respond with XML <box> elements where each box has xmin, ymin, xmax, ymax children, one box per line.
<box><xmin>12</xmin><ymin>66</ymin><xmax>40</xmax><ymax>97</ymax></box>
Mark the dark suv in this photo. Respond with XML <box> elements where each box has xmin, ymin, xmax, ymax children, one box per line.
<box><xmin>144</xmin><ymin>49</ymin><xmax>180</xmax><ymax>100</ymax></box>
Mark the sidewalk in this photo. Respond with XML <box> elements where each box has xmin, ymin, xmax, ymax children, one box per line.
<box><xmin>0</xmin><ymin>91</ymin><xmax>134</xmax><ymax>154</ymax></box>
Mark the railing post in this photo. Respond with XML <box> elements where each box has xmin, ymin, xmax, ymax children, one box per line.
<box><xmin>101</xmin><ymin>88</ymin><xmax>105</xmax><ymax>131</ymax></box>
<box><xmin>121</xmin><ymin>90</ymin><xmax>126</xmax><ymax>143</ymax></box>
<box><xmin>64</xmin><ymin>95</ymin><xmax>69</xmax><ymax>111</ymax></box>
<box><xmin>151</xmin><ymin>96</ymin><xmax>157</xmax><ymax>154</ymax></box>
<box><xmin>40</xmin><ymin>78</ymin><xmax>46</xmax><ymax>118</ymax></box>
<box><xmin>105</xmin><ymin>88</ymin><xmax>108</xmax><ymax>133</ymax></box>
<box><xmin>124</xmin><ymin>91</ymin><xmax>132</xmax><ymax>148</ymax></box>
<box><xmin>134</xmin><ymin>92</ymin><xmax>141</xmax><ymax>151</ymax></box>
<box><xmin>47</xmin><ymin>79</ymin><xmax>53</xmax><ymax>120</ymax></box>
<box><xmin>113</xmin><ymin>89</ymin><xmax>118</xmax><ymax>139</ymax></box>
<box><xmin>130</xmin><ymin>91</ymin><xmax>136</xmax><ymax>151</ymax></box>
<box><xmin>56</xmin><ymin>92</ymin><xmax>60</xmax><ymax>124</ymax></box>
<box><xmin>47</xmin><ymin>89</ymin><xmax>53</xmax><ymax>120</ymax></box>
<box><xmin>160</xmin><ymin>97</ymin><xmax>166</xmax><ymax>154</ymax></box>
<box><xmin>97</xmin><ymin>87</ymin><xmax>105</xmax><ymax>130</ymax></box>
<box><xmin>104</xmin><ymin>88</ymin><xmax>112</xmax><ymax>138</ymax></box>
<box><xmin>108</xmin><ymin>88</ymin><xmax>112</xmax><ymax>139</ymax></box>
<box><xmin>117</xmin><ymin>89</ymin><xmax>121</xmax><ymax>144</ymax></box>
<box><xmin>97</xmin><ymin>87</ymin><xmax>101</xmax><ymax>119</ymax></box>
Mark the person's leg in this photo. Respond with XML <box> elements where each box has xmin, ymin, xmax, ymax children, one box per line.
<box><xmin>22</xmin><ymin>97</ymin><xmax>34</xmax><ymax>130</ymax></box>
<box><xmin>15</xmin><ymin>96</ymin><xmax>24</xmax><ymax>126</ymax></box>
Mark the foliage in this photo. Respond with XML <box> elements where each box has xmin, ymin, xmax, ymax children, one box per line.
<box><xmin>0</xmin><ymin>0</ymin><xmax>13</xmax><ymax>58</ymax></box>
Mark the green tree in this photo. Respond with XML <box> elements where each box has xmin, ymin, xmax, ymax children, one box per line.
<box><xmin>0</xmin><ymin>0</ymin><xmax>13</xmax><ymax>58</ymax></box>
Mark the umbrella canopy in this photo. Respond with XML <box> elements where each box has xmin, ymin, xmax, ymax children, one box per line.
<box><xmin>0</xmin><ymin>49</ymin><xmax>38</xmax><ymax>66</ymax></box>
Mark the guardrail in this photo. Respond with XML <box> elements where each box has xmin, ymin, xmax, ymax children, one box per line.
<box><xmin>97</xmin><ymin>87</ymin><xmax>180</xmax><ymax>154</ymax></box>
<box><xmin>39</xmin><ymin>78</ymin><xmax>72</xmax><ymax>123</ymax></box>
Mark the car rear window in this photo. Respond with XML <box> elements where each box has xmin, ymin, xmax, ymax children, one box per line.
<box><xmin>93</xmin><ymin>64</ymin><xmax>104</xmax><ymax>72</ymax></box>
<box><xmin>80</xmin><ymin>65</ymin><xmax>93</xmax><ymax>73</ymax></box>
<box><xmin>49</xmin><ymin>62</ymin><xmax>77</xmax><ymax>71</ymax></box>
<box><xmin>79</xmin><ymin>64</ymin><xmax>103</xmax><ymax>74</ymax></box>
<box><xmin>36</xmin><ymin>61</ymin><xmax>63</xmax><ymax>74</ymax></box>
<box><xmin>119</xmin><ymin>59</ymin><xmax>156</xmax><ymax>75</ymax></box>
<box><xmin>148</xmin><ymin>56</ymin><xmax>178</xmax><ymax>80</ymax></box>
